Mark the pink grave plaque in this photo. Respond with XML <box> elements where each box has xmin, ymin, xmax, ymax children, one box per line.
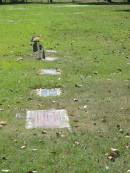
<box><xmin>26</xmin><ymin>109</ymin><xmax>70</xmax><ymax>129</ymax></box>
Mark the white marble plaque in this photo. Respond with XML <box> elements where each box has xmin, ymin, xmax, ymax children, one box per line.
<box><xmin>35</xmin><ymin>88</ymin><xmax>62</xmax><ymax>97</ymax></box>
<box><xmin>44</xmin><ymin>57</ymin><xmax>59</xmax><ymax>62</ymax></box>
<box><xmin>26</xmin><ymin>109</ymin><xmax>70</xmax><ymax>129</ymax></box>
<box><xmin>46</xmin><ymin>50</ymin><xmax>57</xmax><ymax>54</ymax></box>
<box><xmin>39</xmin><ymin>69</ymin><xmax>61</xmax><ymax>75</ymax></box>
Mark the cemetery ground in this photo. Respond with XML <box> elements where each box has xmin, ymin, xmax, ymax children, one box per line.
<box><xmin>0</xmin><ymin>4</ymin><xmax>130</xmax><ymax>173</ymax></box>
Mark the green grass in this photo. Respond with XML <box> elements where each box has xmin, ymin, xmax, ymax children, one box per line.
<box><xmin>0</xmin><ymin>4</ymin><xmax>130</xmax><ymax>173</ymax></box>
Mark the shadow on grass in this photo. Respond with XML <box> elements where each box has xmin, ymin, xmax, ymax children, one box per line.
<box><xmin>76</xmin><ymin>2</ymin><xmax>130</xmax><ymax>5</ymax></box>
<box><xmin>117</xmin><ymin>9</ymin><xmax>130</xmax><ymax>12</ymax></box>
<box><xmin>0</xmin><ymin>1</ymin><xmax>130</xmax><ymax>5</ymax></box>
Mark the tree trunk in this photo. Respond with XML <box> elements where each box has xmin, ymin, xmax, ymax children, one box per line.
<box><xmin>107</xmin><ymin>0</ymin><xmax>112</xmax><ymax>3</ymax></box>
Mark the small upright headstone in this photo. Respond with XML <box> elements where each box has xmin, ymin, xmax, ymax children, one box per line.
<box><xmin>31</xmin><ymin>36</ymin><xmax>45</xmax><ymax>60</ymax></box>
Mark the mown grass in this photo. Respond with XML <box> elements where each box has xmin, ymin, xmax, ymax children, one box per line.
<box><xmin>0</xmin><ymin>4</ymin><xmax>130</xmax><ymax>173</ymax></box>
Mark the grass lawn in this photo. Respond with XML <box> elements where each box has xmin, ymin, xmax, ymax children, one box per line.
<box><xmin>0</xmin><ymin>3</ymin><xmax>130</xmax><ymax>173</ymax></box>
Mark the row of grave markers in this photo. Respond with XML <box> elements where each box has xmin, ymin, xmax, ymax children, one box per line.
<box><xmin>25</xmin><ymin>50</ymin><xmax>71</xmax><ymax>130</ymax></box>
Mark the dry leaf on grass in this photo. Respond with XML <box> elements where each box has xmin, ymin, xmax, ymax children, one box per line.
<box><xmin>20</xmin><ymin>146</ymin><xmax>26</xmax><ymax>149</ymax></box>
<box><xmin>0</xmin><ymin>121</ymin><xmax>7</xmax><ymax>126</ymax></box>
<box><xmin>106</xmin><ymin>148</ymin><xmax>120</xmax><ymax>162</ymax></box>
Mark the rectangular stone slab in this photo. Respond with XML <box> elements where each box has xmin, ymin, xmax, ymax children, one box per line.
<box><xmin>26</xmin><ymin>109</ymin><xmax>70</xmax><ymax>129</ymax></box>
<box><xmin>39</xmin><ymin>69</ymin><xmax>61</xmax><ymax>75</ymax></box>
<box><xmin>44</xmin><ymin>57</ymin><xmax>59</xmax><ymax>62</ymax></box>
<box><xmin>36</xmin><ymin>88</ymin><xmax>62</xmax><ymax>97</ymax></box>
<box><xmin>46</xmin><ymin>50</ymin><xmax>57</xmax><ymax>54</ymax></box>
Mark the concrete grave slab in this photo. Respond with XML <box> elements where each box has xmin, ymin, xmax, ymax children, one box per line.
<box><xmin>26</xmin><ymin>109</ymin><xmax>70</xmax><ymax>129</ymax></box>
<box><xmin>54</xmin><ymin>4</ymin><xmax>89</xmax><ymax>7</ymax></box>
<box><xmin>46</xmin><ymin>50</ymin><xmax>57</xmax><ymax>54</ymax></box>
<box><xmin>35</xmin><ymin>88</ymin><xmax>62</xmax><ymax>97</ymax></box>
<box><xmin>44</xmin><ymin>57</ymin><xmax>59</xmax><ymax>62</ymax></box>
<box><xmin>39</xmin><ymin>69</ymin><xmax>61</xmax><ymax>75</ymax></box>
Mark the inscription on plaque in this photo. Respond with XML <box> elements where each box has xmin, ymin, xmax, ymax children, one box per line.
<box><xmin>39</xmin><ymin>69</ymin><xmax>61</xmax><ymax>75</ymax></box>
<box><xmin>35</xmin><ymin>88</ymin><xmax>62</xmax><ymax>97</ymax></box>
<box><xmin>26</xmin><ymin>109</ymin><xmax>70</xmax><ymax>129</ymax></box>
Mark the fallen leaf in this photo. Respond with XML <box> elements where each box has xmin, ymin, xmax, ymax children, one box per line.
<box><xmin>42</xmin><ymin>130</ymin><xmax>47</xmax><ymax>134</ymax></box>
<box><xmin>125</xmin><ymin>133</ymin><xmax>130</xmax><ymax>138</ymax></box>
<box><xmin>32</xmin><ymin>148</ymin><xmax>38</xmax><ymax>151</ymax></box>
<box><xmin>75</xmin><ymin>84</ymin><xmax>82</xmax><ymax>88</ymax></box>
<box><xmin>74</xmin><ymin>141</ymin><xmax>80</xmax><ymax>145</ymax></box>
<box><xmin>106</xmin><ymin>148</ymin><xmax>120</xmax><ymax>162</ymax></box>
<box><xmin>73</xmin><ymin>98</ymin><xmax>78</xmax><ymax>102</ymax></box>
<box><xmin>0</xmin><ymin>121</ymin><xmax>7</xmax><ymax>126</ymax></box>
<box><xmin>101</xmin><ymin>117</ymin><xmax>106</xmax><ymax>123</ymax></box>
<box><xmin>20</xmin><ymin>146</ymin><xmax>26</xmax><ymax>149</ymax></box>
<box><xmin>119</xmin><ymin>128</ymin><xmax>123</xmax><ymax>133</ymax></box>
<box><xmin>83</xmin><ymin>105</ymin><xmax>88</xmax><ymax>109</ymax></box>
<box><xmin>16</xmin><ymin>57</ymin><xmax>23</xmax><ymax>61</ymax></box>
<box><xmin>105</xmin><ymin>166</ymin><xmax>109</xmax><ymax>170</ymax></box>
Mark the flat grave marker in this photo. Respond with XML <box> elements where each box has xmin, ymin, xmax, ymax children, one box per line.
<box><xmin>26</xmin><ymin>109</ymin><xmax>70</xmax><ymax>129</ymax></box>
<box><xmin>39</xmin><ymin>69</ymin><xmax>61</xmax><ymax>75</ymax></box>
<box><xmin>54</xmin><ymin>4</ymin><xmax>89</xmax><ymax>7</ymax></box>
<box><xmin>35</xmin><ymin>88</ymin><xmax>62</xmax><ymax>97</ymax></box>
<box><xmin>44</xmin><ymin>57</ymin><xmax>59</xmax><ymax>62</ymax></box>
<box><xmin>46</xmin><ymin>50</ymin><xmax>57</xmax><ymax>54</ymax></box>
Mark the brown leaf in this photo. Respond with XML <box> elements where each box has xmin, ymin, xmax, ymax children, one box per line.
<box><xmin>0</xmin><ymin>121</ymin><xmax>7</xmax><ymax>126</ymax></box>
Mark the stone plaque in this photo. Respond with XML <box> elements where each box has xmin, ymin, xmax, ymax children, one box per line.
<box><xmin>26</xmin><ymin>109</ymin><xmax>70</xmax><ymax>129</ymax></box>
<box><xmin>39</xmin><ymin>69</ymin><xmax>61</xmax><ymax>75</ymax></box>
<box><xmin>35</xmin><ymin>88</ymin><xmax>62</xmax><ymax>97</ymax></box>
<box><xmin>46</xmin><ymin>50</ymin><xmax>57</xmax><ymax>54</ymax></box>
<box><xmin>44</xmin><ymin>57</ymin><xmax>59</xmax><ymax>62</ymax></box>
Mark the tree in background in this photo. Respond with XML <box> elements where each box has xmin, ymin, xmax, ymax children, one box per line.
<box><xmin>0</xmin><ymin>0</ymin><xmax>2</xmax><ymax>4</ymax></box>
<box><xmin>107</xmin><ymin>0</ymin><xmax>112</xmax><ymax>3</ymax></box>
<box><xmin>48</xmin><ymin>0</ymin><xmax>53</xmax><ymax>3</ymax></box>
